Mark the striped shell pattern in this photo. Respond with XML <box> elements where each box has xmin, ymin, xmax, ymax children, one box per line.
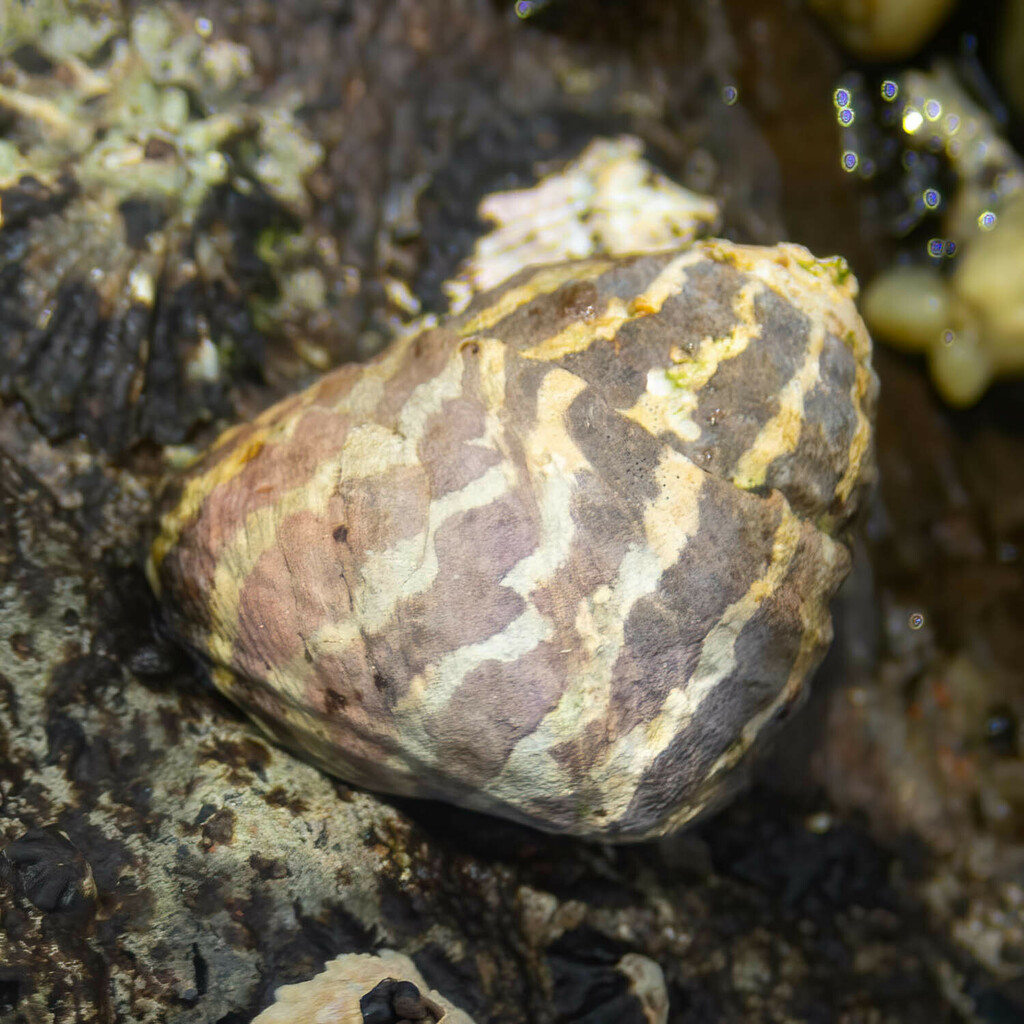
<box><xmin>150</xmin><ymin>239</ymin><xmax>877</xmax><ymax>841</ymax></box>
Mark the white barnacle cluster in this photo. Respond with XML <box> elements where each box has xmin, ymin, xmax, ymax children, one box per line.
<box><xmin>443</xmin><ymin>136</ymin><xmax>721</xmax><ymax>313</ymax></box>
<box><xmin>859</xmin><ymin>67</ymin><xmax>1024</xmax><ymax>406</ymax></box>
<box><xmin>251</xmin><ymin>950</ymin><xmax>476</xmax><ymax>1024</ymax></box>
<box><xmin>251</xmin><ymin>947</ymin><xmax>669</xmax><ymax>1023</ymax></box>
<box><xmin>0</xmin><ymin>3</ymin><xmax>322</xmax><ymax>211</ymax></box>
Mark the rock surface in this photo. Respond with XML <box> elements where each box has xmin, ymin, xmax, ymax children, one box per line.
<box><xmin>2</xmin><ymin>1</ymin><xmax>1024</xmax><ymax>1022</ymax></box>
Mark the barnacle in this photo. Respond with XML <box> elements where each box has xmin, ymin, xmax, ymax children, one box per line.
<box><xmin>251</xmin><ymin>950</ymin><xmax>475</xmax><ymax>1024</ymax></box>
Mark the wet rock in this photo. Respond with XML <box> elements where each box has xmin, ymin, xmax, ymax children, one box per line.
<box><xmin>2</xmin><ymin>1</ymin><xmax>1023</xmax><ymax>1022</ymax></box>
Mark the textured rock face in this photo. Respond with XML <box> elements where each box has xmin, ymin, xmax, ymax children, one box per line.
<box><xmin>151</xmin><ymin>240</ymin><xmax>878</xmax><ymax>841</ymax></box>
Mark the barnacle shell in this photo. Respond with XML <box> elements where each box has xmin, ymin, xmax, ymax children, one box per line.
<box><xmin>151</xmin><ymin>239</ymin><xmax>877</xmax><ymax>841</ymax></box>
<box><xmin>251</xmin><ymin>950</ymin><xmax>475</xmax><ymax>1024</ymax></box>
<box><xmin>808</xmin><ymin>0</ymin><xmax>957</xmax><ymax>60</ymax></box>
<box><xmin>444</xmin><ymin>136</ymin><xmax>720</xmax><ymax>311</ymax></box>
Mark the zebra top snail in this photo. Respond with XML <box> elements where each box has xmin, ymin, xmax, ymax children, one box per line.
<box><xmin>149</xmin><ymin>239</ymin><xmax>877</xmax><ymax>841</ymax></box>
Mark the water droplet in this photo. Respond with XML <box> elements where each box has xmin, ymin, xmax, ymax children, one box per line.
<box><xmin>805</xmin><ymin>812</ymin><xmax>833</xmax><ymax>834</ymax></box>
<box><xmin>908</xmin><ymin>612</ymin><xmax>925</xmax><ymax>630</ymax></box>
<box><xmin>903</xmin><ymin>109</ymin><xmax>924</xmax><ymax>134</ymax></box>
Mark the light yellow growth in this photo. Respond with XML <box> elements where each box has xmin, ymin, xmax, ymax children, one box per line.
<box><xmin>860</xmin><ymin>64</ymin><xmax>1024</xmax><ymax>405</ymax></box>
<box><xmin>863</xmin><ymin>197</ymin><xmax>1024</xmax><ymax>406</ymax></box>
<box><xmin>860</xmin><ymin>266</ymin><xmax>951</xmax><ymax>348</ymax></box>
<box><xmin>702</xmin><ymin>241</ymin><xmax>865</xmax><ymax>356</ymax></box>
<box><xmin>898</xmin><ymin>66</ymin><xmax>1024</xmax><ymax>245</ymax></box>
<box><xmin>519</xmin><ymin>368</ymin><xmax>591</xmax><ymax>476</ymax></box>
<box><xmin>642</xmin><ymin>448</ymin><xmax>704</xmax><ymax>569</ymax></box>
<box><xmin>809</xmin><ymin>0</ymin><xmax>957</xmax><ymax>59</ymax></box>
<box><xmin>956</xmin><ymin>200</ymin><xmax>1024</xmax><ymax>372</ymax></box>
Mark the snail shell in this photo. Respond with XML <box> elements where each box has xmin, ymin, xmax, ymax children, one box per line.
<box><xmin>150</xmin><ymin>240</ymin><xmax>877</xmax><ymax>840</ymax></box>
